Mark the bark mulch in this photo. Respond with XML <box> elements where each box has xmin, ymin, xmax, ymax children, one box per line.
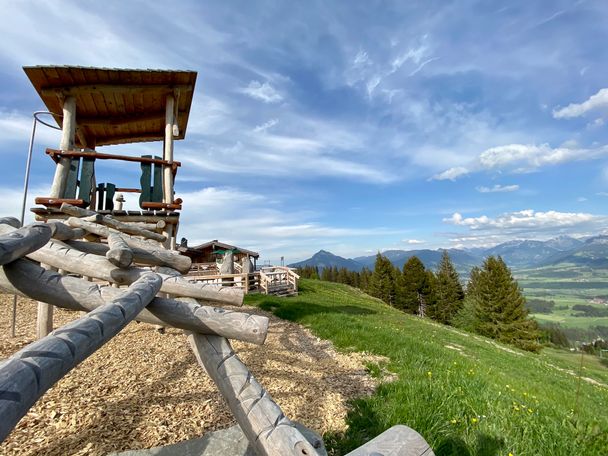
<box><xmin>0</xmin><ymin>294</ymin><xmax>385</xmax><ymax>455</ymax></box>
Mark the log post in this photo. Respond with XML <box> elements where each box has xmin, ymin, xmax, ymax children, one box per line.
<box><xmin>188</xmin><ymin>333</ymin><xmax>321</xmax><ymax>456</ymax></box>
<box><xmin>36</xmin><ymin>263</ymin><xmax>54</xmax><ymax>339</ymax></box>
<box><xmin>0</xmin><ymin>223</ymin><xmax>52</xmax><ymax>265</ymax></box>
<box><xmin>49</xmin><ymin>96</ymin><xmax>76</xmax><ymax>198</ymax></box>
<box><xmin>0</xmin><ymin>273</ymin><xmax>162</xmax><ymax>442</ymax></box>
<box><xmin>106</xmin><ymin>232</ymin><xmax>133</xmax><ymax>268</ymax></box>
<box><xmin>163</xmin><ymin>94</ymin><xmax>175</xmax><ymax>204</ymax></box>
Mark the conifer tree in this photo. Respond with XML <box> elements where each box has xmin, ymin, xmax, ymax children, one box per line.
<box><xmin>321</xmin><ymin>266</ymin><xmax>332</xmax><ymax>282</ymax></box>
<box><xmin>370</xmin><ymin>253</ymin><xmax>397</xmax><ymax>306</ymax></box>
<box><xmin>470</xmin><ymin>256</ymin><xmax>541</xmax><ymax>352</ymax></box>
<box><xmin>359</xmin><ymin>267</ymin><xmax>372</xmax><ymax>292</ymax></box>
<box><xmin>400</xmin><ymin>256</ymin><xmax>431</xmax><ymax>315</ymax></box>
<box><xmin>433</xmin><ymin>250</ymin><xmax>465</xmax><ymax>325</ymax></box>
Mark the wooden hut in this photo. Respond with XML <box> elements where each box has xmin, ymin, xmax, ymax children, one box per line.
<box><xmin>179</xmin><ymin>239</ymin><xmax>259</xmax><ymax>274</ymax></box>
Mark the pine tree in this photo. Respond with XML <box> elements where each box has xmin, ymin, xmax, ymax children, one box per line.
<box><xmin>321</xmin><ymin>266</ymin><xmax>332</xmax><ymax>282</ymax></box>
<box><xmin>400</xmin><ymin>256</ymin><xmax>431</xmax><ymax>315</ymax></box>
<box><xmin>433</xmin><ymin>250</ymin><xmax>465</xmax><ymax>325</ymax></box>
<box><xmin>370</xmin><ymin>253</ymin><xmax>397</xmax><ymax>306</ymax></box>
<box><xmin>470</xmin><ymin>256</ymin><xmax>541</xmax><ymax>352</ymax></box>
<box><xmin>359</xmin><ymin>267</ymin><xmax>372</xmax><ymax>292</ymax></box>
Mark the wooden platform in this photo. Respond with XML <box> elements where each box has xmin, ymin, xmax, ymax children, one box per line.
<box><xmin>31</xmin><ymin>207</ymin><xmax>180</xmax><ymax>224</ymax></box>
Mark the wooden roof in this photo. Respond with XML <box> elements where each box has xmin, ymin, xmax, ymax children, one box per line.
<box><xmin>23</xmin><ymin>66</ymin><xmax>197</xmax><ymax>147</ymax></box>
<box><xmin>179</xmin><ymin>240</ymin><xmax>260</xmax><ymax>258</ymax></box>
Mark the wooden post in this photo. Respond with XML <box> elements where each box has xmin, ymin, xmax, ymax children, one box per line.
<box><xmin>49</xmin><ymin>96</ymin><xmax>76</xmax><ymax>198</ymax></box>
<box><xmin>106</xmin><ymin>232</ymin><xmax>134</xmax><ymax>268</ymax></box>
<box><xmin>163</xmin><ymin>94</ymin><xmax>175</xmax><ymax>204</ymax></box>
<box><xmin>36</xmin><ymin>264</ymin><xmax>54</xmax><ymax>339</ymax></box>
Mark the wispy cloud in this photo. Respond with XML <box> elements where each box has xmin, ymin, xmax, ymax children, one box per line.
<box><xmin>238</xmin><ymin>80</ymin><xmax>283</xmax><ymax>103</ymax></box>
<box><xmin>431</xmin><ymin>167</ymin><xmax>470</xmax><ymax>181</ymax></box>
<box><xmin>553</xmin><ymin>88</ymin><xmax>608</xmax><ymax>119</ymax></box>
<box><xmin>476</xmin><ymin>184</ymin><xmax>519</xmax><ymax>193</ymax></box>
<box><xmin>404</xmin><ymin>239</ymin><xmax>425</xmax><ymax>245</ymax></box>
<box><xmin>253</xmin><ymin>118</ymin><xmax>279</xmax><ymax>133</ymax></box>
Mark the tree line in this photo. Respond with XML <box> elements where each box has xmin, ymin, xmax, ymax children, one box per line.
<box><xmin>297</xmin><ymin>251</ymin><xmax>542</xmax><ymax>352</ymax></box>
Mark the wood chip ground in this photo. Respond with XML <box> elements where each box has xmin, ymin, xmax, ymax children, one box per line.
<box><xmin>0</xmin><ymin>294</ymin><xmax>384</xmax><ymax>455</ymax></box>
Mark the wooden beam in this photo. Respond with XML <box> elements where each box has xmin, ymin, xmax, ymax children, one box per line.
<box><xmin>0</xmin><ymin>259</ymin><xmax>268</xmax><ymax>344</ymax></box>
<box><xmin>61</xmin><ymin>204</ymin><xmax>166</xmax><ymax>242</ymax></box>
<box><xmin>65</xmin><ymin>218</ymin><xmax>191</xmax><ymax>272</ymax></box>
<box><xmin>0</xmin><ymin>273</ymin><xmax>162</xmax><ymax>442</ymax></box>
<box><xmin>46</xmin><ymin>149</ymin><xmax>181</xmax><ymax>168</ymax></box>
<box><xmin>0</xmin><ymin>223</ymin><xmax>52</xmax><ymax>266</ymax></box>
<box><xmin>188</xmin><ymin>332</ymin><xmax>321</xmax><ymax>456</ymax></box>
<box><xmin>47</xmin><ymin>220</ymin><xmax>86</xmax><ymax>241</ymax></box>
<box><xmin>77</xmin><ymin>111</ymin><xmax>166</xmax><ymax>126</ymax></box>
<box><xmin>41</xmin><ymin>83</ymin><xmax>192</xmax><ymax>97</ymax></box>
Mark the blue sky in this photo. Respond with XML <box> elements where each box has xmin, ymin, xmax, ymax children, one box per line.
<box><xmin>1</xmin><ymin>0</ymin><xmax>608</xmax><ymax>263</ymax></box>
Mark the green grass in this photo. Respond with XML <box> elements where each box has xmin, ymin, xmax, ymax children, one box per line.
<box><xmin>245</xmin><ymin>279</ymin><xmax>608</xmax><ymax>456</ymax></box>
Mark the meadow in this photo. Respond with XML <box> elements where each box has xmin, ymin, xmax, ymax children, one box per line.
<box><xmin>246</xmin><ymin>279</ymin><xmax>608</xmax><ymax>456</ymax></box>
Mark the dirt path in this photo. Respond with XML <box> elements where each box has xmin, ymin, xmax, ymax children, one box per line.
<box><xmin>0</xmin><ymin>294</ymin><xmax>382</xmax><ymax>455</ymax></box>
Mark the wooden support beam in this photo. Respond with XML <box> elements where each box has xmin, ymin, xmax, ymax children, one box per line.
<box><xmin>188</xmin><ymin>332</ymin><xmax>321</xmax><ymax>456</ymax></box>
<box><xmin>64</xmin><ymin>218</ymin><xmax>190</xmax><ymax>273</ymax></box>
<box><xmin>61</xmin><ymin>204</ymin><xmax>167</xmax><ymax>242</ymax></box>
<box><xmin>106</xmin><ymin>232</ymin><xmax>133</xmax><ymax>268</ymax></box>
<box><xmin>0</xmin><ymin>223</ymin><xmax>52</xmax><ymax>266</ymax></box>
<box><xmin>163</xmin><ymin>94</ymin><xmax>175</xmax><ymax>204</ymax></box>
<box><xmin>46</xmin><ymin>149</ymin><xmax>181</xmax><ymax>169</ymax></box>
<box><xmin>0</xmin><ymin>273</ymin><xmax>162</xmax><ymax>442</ymax></box>
<box><xmin>41</xmin><ymin>83</ymin><xmax>192</xmax><ymax>97</ymax></box>
<box><xmin>0</xmin><ymin>259</ymin><xmax>267</xmax><ymax>344</ymax></box>
<box><xmin>77</xmin><ymin>111</ymin><xmax>166</xmax><ymax>126</ymax></box>
<box><xmin>49</xmin><ymin>96</ymin><xmax>76</xmax><ymax>198</ymax></box>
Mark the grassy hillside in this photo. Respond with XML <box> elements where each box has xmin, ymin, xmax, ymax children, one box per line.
<box><xmin>246</xmin><ymin>279</ymin><xmax>608</xmax><ymax>456</ymax></box>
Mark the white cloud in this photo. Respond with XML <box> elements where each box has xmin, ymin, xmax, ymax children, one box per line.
<box><xmin>434</xmin><ymin>143</ymin><xmax>608</xmax><ymax>180</ymax></box>
<box><xmin>476</xmin><ymin>184</ymin><xmax>519</xmax><ymax>193</ymax></box>
<box><xmin>238</xmin><ymin>80</ymin><xmax>283</xmax><ymax>103</ymax></box>
<box><xmin>253</xmin><ymin>118</ymin><xmax>279</xmax><ymax>133</ymax></box>
<box><xmin>577</xmin><ymin>197</ymin><xmax>588</xmax><ymax>202</ymax></box>
<box><xmin>553</xmin><ymin>88</ymin><xmax>608</xmax><ymax>119</ymax></box>
<box><xmin>404</xmin><ymin>239</ymin><xmax>424</xmax><ymax>245</ymax></box>
<box><xmin>444</xmin><ymin>209</ymin><xmax>598</xmax><ymax>231</ymax></box>
<box><xmin>431</xmin><ymin>166</ymin><xmax>470</xmax><ymax>181</ymax></box>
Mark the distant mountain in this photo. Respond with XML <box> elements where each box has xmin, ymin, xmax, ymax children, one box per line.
<box><xmin>540</xmin><ymin>235</ymin><xmax>608</xmax><ymax>268</ymax></box>
<box><xmin>288</xmin><ymin>250</ymin><xmax>363</xmax><ymax>271</ymax></box>
<box><xmin>289</xmin><ymin>235</ymin><xmax>606</xmax><ymax>276</ymax></box>
<box><xmin>483</xmin><ymin>240</ymin><xmax>561</xmax><ymax>268</ymax></box>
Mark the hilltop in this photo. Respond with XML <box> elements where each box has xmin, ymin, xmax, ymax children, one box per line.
<box><xmin>247</xmin><ymin>280</ymin><xmax>608</xmax><ymax>455</ymax></box>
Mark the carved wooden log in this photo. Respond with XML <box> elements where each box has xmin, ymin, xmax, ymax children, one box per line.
<box><xmin>46</xmin><ymin>220</ymin><xmax>87</xmax><ymax>240</ymax></box>
<box><xmin>0</xmin><ymin>273</ymin><xmax>162</xmax><ymax>442</ymax></box>
<box><xmin>106</xmin><ymin>232</ymin><xmax>133</xmax><ymax>268</ymax></box>
<box><xmin>0</xmin><ymin>224</ymin><xmax>242</xmax><ymax>306</ymax></box>
<box><xmin>60</xmin><ymin>203</ymin><xmax>166</xmax><ymax>242</ymax></box>
<box><xmin>65</xmin><ymin>217</ymin><xmax>191</xmax><ymax>273</ymax></box>
<box><xmin>188</xmin><ymin>333</ymin><xmax>320</xmax><ymax>456</ymax></box>
<box><xmin>0</xmin><ymin>259</ymin><xmax>266</xmax><ymax>344</ymax></box>
<box><xmin>0</xmin><ymin>217</ymin><xmax>21</xmax><ymax>228</ymax></box>
<box><xmin>0</xmin><ymin>223</ymin><xmax>52</xmax><ymax>266</ymax></box>
<box><xmin>65</xmin><ymin>239</ymin><xmax>190</xmax><ymax>272</ymax></box>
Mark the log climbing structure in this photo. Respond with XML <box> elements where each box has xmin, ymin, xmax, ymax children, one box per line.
<box><xmin>0</xmin><ymin>66</ymin><xmax>433</xmax><ymax>456</ymax></box>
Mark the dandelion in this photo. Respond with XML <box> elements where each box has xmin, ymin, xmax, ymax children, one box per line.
<box><xmin>450</xmin><ymin>419</ymin><xmax>457</xmax><ymax>424</ymax></box>
<box><xmin>509</xmin><ymin>453</ymin><xmax>514</xmax><ymax>456</ymax></box>
<box><xmin>427</xmin><ymin>371</ymin><xmax>432</xmax><ymax>378</ymax></box>
<box><xmin>471</xmin><ymin>417</ymin><xmax>478</xmax><ymax>424</ymax></box>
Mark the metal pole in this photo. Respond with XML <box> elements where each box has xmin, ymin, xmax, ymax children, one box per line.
<box><xmin>10</xmin><ymin>112</ymin><xmax>59</xmax><ymax>338</ymax></box>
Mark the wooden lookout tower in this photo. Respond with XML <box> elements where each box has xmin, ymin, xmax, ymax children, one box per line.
<box><xmin>26</xmin><ymin>65</ymin><xmax>197</xmax><ymax>248</ymax></box>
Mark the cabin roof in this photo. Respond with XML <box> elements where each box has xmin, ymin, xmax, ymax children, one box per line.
<box><xmin>23</xmin><ymin>65</ymin><xmax>197</xmax><ymax>147</ymax></box>
<box><xmin>179</xmin><ymin>239</ymin><xmax>260</xmax><ymax>258</ymax></box>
